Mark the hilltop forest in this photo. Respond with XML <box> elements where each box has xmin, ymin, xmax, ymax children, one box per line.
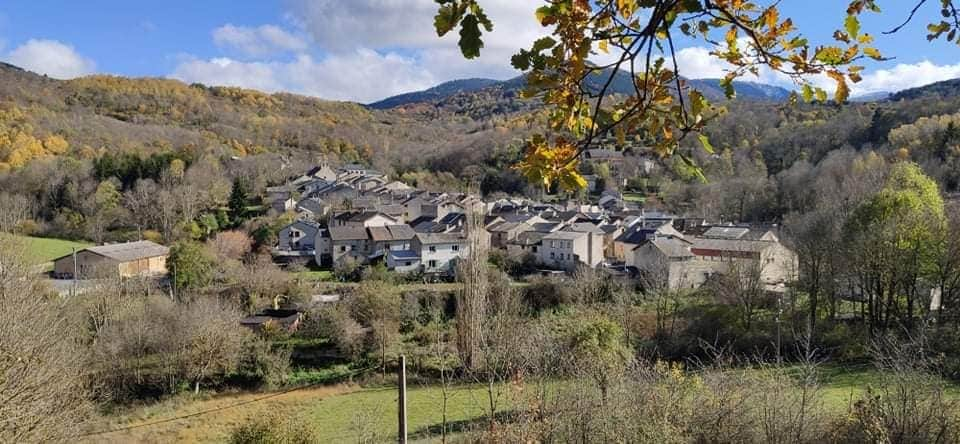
<box><xmin>1</xmin><ymin>60</ymin><xmax>960</xmax><ymax>237</ymax></box>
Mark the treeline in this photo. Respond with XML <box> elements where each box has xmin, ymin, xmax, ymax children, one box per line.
<box><xmin>0</xmin><ymin>148</ymin><xmax>295</xmax><ymax>244</ymax></box>
<box><xmin>0</xmin><ymin>63</ymin><xmax>539</xmax><ymax>178</ymax></box>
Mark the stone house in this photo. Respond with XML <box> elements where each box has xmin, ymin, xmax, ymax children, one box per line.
<box><xmin>414</xmin><ymin>232</ymin><xmax>470</xmax><ymax>275</ymax></box>
<box><xmin>539</xmin><ymin>230</ymin><xmax>604</xmax><ymax>271</ymax></box>
<box><xmin>328</xmin><ymin>225</ymin><xmax>371</xmax><ymax>265</ymax></box>
<box><xmin>632</xmin><ymin>235</ymin><xmax>799</xmax><ymax>291</ymax></box>
<box><xmin>368</xmin><ymin>224</ymin><xmax>416</xmax><ymax>259</ymax></box>
<box><xmin>277</xmin><ymin>220</ymin><xmax>322</xmax><ymax>252</ymax></box>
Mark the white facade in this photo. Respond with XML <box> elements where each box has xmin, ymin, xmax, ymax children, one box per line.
<box><xmin>539</xmin><ymin>231</ymin><xmax>603</xmax><ymax>270</ymax></box>
<box><xmin>415</xmin><ymin>234</ymin><xmax>469</xmax><ymax>275</ymax></box>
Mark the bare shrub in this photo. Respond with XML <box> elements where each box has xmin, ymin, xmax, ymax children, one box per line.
<box><xmin>0</xmin><ymin>236</ymin><xmax>93</xmax><ymax>442</ymax></box>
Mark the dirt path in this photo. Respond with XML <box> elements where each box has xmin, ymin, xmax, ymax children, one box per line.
<box><xmin>82</xmin><ymin>384</ymin><xmax>355</xmax><ymax>443</ymax></box>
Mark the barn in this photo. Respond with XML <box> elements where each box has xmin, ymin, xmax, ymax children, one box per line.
<box><xmin>52</xmin><ymin>240</ymin><xmax>170</xmax><ymax>279</ymax></box>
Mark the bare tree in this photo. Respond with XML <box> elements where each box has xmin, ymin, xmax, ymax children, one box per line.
<box><xmin>209</xmin><ymin>230</ymin><xmax>253</xmax><ymax>261</ymax></box>
<box><xmin>178</xmin><ymin>297</ymin><xmax>249</xmax><ymax>394</ymax></box>
<box><xmin>712</xmin><ymin>260</ymin><xmax>767</xmax><ymax>332</ymax></box>
<box><xmin>456</xmin><ymin>208</ymin><xmax>488</xmax><ymax>371</ymax></box>
<box><xmin>0</xmin><ymin>236</ymin><xmax>92</xmax><ymax>442</ymax></box>
<box><xmin>0</xmin><ymin>192</ymin><xmax>33</xmax><ymax>233</ymax></box>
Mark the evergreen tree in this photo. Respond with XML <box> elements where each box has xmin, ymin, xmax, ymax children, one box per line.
<box><xmin>228</xmin><ymin>177</ymin><xmax>250</xmax><ymax>222</ymax></box>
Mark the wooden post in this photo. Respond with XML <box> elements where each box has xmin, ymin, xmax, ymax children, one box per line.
<box><xmin>398</xmin><ymin>355</ymin><xmax>407</xmax><ymax>444</ymax></box>
<box><xmin>72</xmin><ymin>247</ymin><xmax>78</xmax><ymax>297</ymax></box>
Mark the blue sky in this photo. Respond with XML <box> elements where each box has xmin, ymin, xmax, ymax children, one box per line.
<box><xmin>0</xmin><ymin>1</ymin><xmax>957</xmax><ymax>102</ymax></box>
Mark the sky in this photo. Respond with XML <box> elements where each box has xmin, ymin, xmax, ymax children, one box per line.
<box><xmin>0</xmin><ymin>0</ymin><xmax>957</xmax><ymax>103</ymax></box>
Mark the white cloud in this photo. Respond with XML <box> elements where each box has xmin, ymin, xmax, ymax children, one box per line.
<box><xmin>675</xmin><ymin>46</ymin><xmax>730</xmax><ymax>79</ymax></box>
<box><xmin>213</xmin><ymin>24</ymin><xmax>307</xmax><ymax>58</ymax></box>
<box><xmin>4</xmin><ymin>39</ymin><xmax>95</xmax><ymax>79</ymax></box>
<box><xmin>673</xmin><ymin>43</ymin><xmax>960</xmax><ymax>97</ymax></box>
<box><xmin>171</xmin><ymin>57</ymin><xmax>284</xmax><ymax>92</ymax></box>
<box><xmin>850</xmin><ymin>61</ymin><xmax>960</xmax><ymax>96</ymax></box>
<box><xmin>170</xmin><ymin>50</ymin><xmax>436</xmax><ymax>103</ymax></box>
<box><xmin>287</xmin><ymin>0</ymin><xmax>546</xmax><ymax>81</ymax></box>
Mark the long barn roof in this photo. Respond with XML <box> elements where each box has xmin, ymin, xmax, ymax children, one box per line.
<box><xmin>84</xmin><ymin>241</ymin><xmax>169</xmax><ymax>262</ymax></box>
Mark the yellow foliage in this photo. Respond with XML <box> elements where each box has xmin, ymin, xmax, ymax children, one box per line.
<box><xmin>0</xmin><ymin>162</ymin><xmax>10</xmax><ymax>174</ymax></box>
<box><xmin>42</xmin><ymin>135</ymin><xmax>69</xmax><ymax>155</ymax></box>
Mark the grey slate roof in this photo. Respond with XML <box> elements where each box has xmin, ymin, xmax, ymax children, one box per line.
<box><xmin>329</xmin><ymin>226</ymin><xmax>369</xmax><ymax>241</ymax></box>
<box><xmin>416</xmin><ymin>232</ymin><xmax>466</xmax><ymax>245</ymax></box>
<box><xmin>369</xmin><ymin>225</ymin><xmax>416</xmax><ymax>242</ymax></box>
<box><xmin>703</xmin><ymin>226</ymin><xmax>750</xmax><ymax>239</ymax></box>
<box><xmin>583</xmin><ymin>148</ymin><xmax>624</xmax><ymax>159</ymax></box>
<box><xmin>388</xmin><ymin>250</ymin><xmax>420</xmax><ymax>260</ymax></box>
<box><xmin>565</xmin><ymin>222</ymin><xmax>604</xmax><ymax>234</ymax></box>
<box><xmin>649</xmin><ymin>237</ymin><xmax>694</xmax><ymax>258</ymax></box>
<box><xmin>514</xmin><ymin>231</ymin><xmax>546</xmax><ymax>246</ymax></box>
<box><xmin>691</xmin><ymin>237</ymin><xmax>777</xmax><ymax>253</ymax></box>
<box><xmin>85</xmin><ymin>241</ymin><xmax>169</xmax><ymax>262</ymax></box>
<box><xmin>296</xmin><ymin>198</ymin><xmax>327</xmax><ymax>215</ymax></box>
<box><xmin>543</xmin><ymin>231</ymin><xmax>587</xmax><ymax>241</ymax></box>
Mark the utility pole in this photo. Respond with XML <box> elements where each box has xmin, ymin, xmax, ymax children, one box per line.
<box><xmin>776</xmin><ymin>293</ymin><xmax>783</xmax><ymax>366</ymax></box>
<box><xmin>72</xmin><ymin>247</ymin><xmax>78</xmax><ymax>297</ymax></box>
<box><xmin>398</xmin><ymin>355</ymin><xmax>407</xmax><ymax>444</ymax></box>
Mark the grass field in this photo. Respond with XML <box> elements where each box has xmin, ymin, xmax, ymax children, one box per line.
<box><xmin>83</xmin><ymin>365</ymin><xmax>952</xmax><ymax>443</ymax></box>
<box><xmin>622</xmin><ymin>192</ymin><xmax>646</xmax><ymax>203</ymax></box>
<box><xmin>83</xmin><ymin>382</ymin><xmax>498</xmax><ymax>444</ymax></box>
<box><xmin>294</xmin><ymin>270</ymin><xmax>335</xmax><ymax>282</ymax></box>
<box><xmin>7</xmin><ymin>235</ymin><xmax>91</xmax><ymax>266</ymax></box>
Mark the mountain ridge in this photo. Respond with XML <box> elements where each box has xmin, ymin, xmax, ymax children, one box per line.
<box><xmin>369</xmin><ymin>72</ymin><xmax>794</xmax><ymax>110</ymax></box>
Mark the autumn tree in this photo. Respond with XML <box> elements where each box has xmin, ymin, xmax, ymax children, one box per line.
<box><xmin>845</xmin><ymin>162</ymin><xmax>945</xmax><ymax>333</ymax></box>
<box><xmin>436</xmin><ymin>0</ymin><xmax>958</xmax><ymax>189</ymax></box>
<box><xmin>209</xmin><ymin>230</ymin><xmax>253</xmax><ymax>261</ymax></box>
<box><xmin>168</xmin><ymin>240</ymin><xmax>217</xmax><ymax>291</ymax></box>
<box><xmin>349</xmin><ymin>281</ymin><xmax>401</xmax><ymax>377</ymax></box>
<box><xmin>566</xmin><ymin>315</ymin><xmax>631</xmax><ymax>404</ymax></box>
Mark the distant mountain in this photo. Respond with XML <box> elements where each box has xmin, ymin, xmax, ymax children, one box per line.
<box><xmin>689</xmin><ymin>78</ymin><xmax>792</xmax><ymax>102</ymax></box>
<box><xmin>851</xmin><ymin>91</ymin><xmax>891</xmax><ymax>102</ymax></box>
<box><xmin>372</xmin><ymin>70</ymin><xmax>792</xmax><ymax>110</ymax></box>
<box><xmin>888</xmin><ymin>78</ymin><xmax>960</xmax><ymax>101</ymax></box>
<box><xmin>368</xmin><ymin>78</ymin><xmax>500</xmax><ymax>109</ymax></box>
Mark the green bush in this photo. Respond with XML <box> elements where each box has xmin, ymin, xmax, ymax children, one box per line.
<box><xmin>229</xmin><ymin>413</ymin><xmax>318</xmax><ymax>444</ymax></box>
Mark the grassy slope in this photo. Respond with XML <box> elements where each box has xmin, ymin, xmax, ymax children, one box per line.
<box><xmin>84</xmin><ymin>383</ymin><xmax>495</xmax><ymax>444</ymax></box>
<box><xmin>8</xmin><ymin>235</ymin><xmax>91</xmax><ymax>265</ymax></box>
<box><xmin>83</xmin><ymin>366</ymin><xmax>952</xmax><ymax>443</ymax></box>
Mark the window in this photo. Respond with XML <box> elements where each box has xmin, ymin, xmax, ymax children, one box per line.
<box><xmin>292</xmin><ymin>231</ymin><xmax>301</xmax><ymax>238</ymax></box>
<box><xmin>550</xmin><ymin>240</ymin><xmax>555</xmax><ymax>248</ymax></box>
<box><xmin>339</xmin><ymin>246</ymin><xmax>346</xmax><ymax>252</ymax></box>
<box><xmin>429</xmin><ymin>246</ymin><xmax>437</xmax><ymax>253</ymax></box>
<box><xmin>404</xmin><ymin>261</ymin><xmax>412</xmax><ymax>266</ymax></box>
<box><xmin>452</xmin><ymin>245</ymin><xmax>459</xmax><ymax>251</ymax></box>
<box><xmin>550</xmin><ymin>252</ymin><xmax>555</xmax><ymax>259</ymax></box>
<box><xmin>428</xmin><ymin>260</ymin><xmax>437</xmax><ymax>268</ymax></box>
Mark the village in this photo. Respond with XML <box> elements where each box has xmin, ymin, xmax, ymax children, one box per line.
<box><xmin>51</xmin><ymin>149</ymin><xmax>799</xmax><ymax>308</ymax></box>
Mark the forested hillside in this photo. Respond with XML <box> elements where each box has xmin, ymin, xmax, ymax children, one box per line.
<box><xmin>0</xmin><ymin>63</ymin><xmax>532</xmax><ymax>176</ymax></box>
<box><xmin>2</xmin><ymin>58</ymin><xmax>960</xmax><ymax>210</ymax></box>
